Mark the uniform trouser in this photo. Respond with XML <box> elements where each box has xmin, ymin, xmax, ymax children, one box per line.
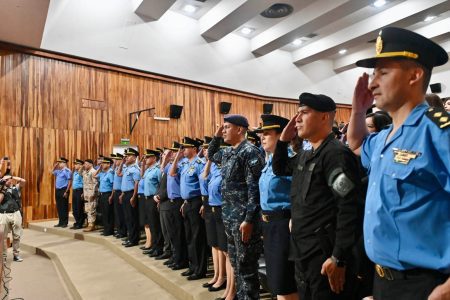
<box><xmin>113</xmin><ymin>190</ymin><xmax>126</xmax><ymax>236</ymax></box>
<box><xmin>99</xmin><ymin>192</ymin><xmax>114</xmax><ymax>234</ymax></box>
<box><xmin>55</xmin><ymin>188</ymin><xmax>69</xmax><ymax>225</ymax></box>
<box><xmin>147</xmin><ymin>196</ymin><xmax>164</xmax><ymax>252</ymax></box>
<box><xmin>84</xmin><ymin>195</ymin><xmax>97</xmax><ymax>224</ymax></box>
<box><xmin>123</xmin><ymin>191</ymin><xmax>139</xmax><ymax>244</ymax></box>
<box><xmin>159</xmin><ymin>208</ymin><xmax>173</xmax><ymax>255</ymax></box>
<box><xmin>373</xmin><ymin>266</ymin><xmax>447</xmax><ymax>300</ymax></box>
<box><xmin>166</xmin><ymin>199</ymin><xmax>188</xmax><ymax>265</ymax></box>
<box><xmin>295</xmin><ymin>252</ymin><xmax>357</xmax><ymax>300</ymax></box>
<box><xmin>0</xmin><ymin>211</ymin><xmax>22</xmax><ymax>256</ymax></box>
<box><xmin>183</xmin><ymin>197</ymin><xmax>208</xmax><ymax>275</ymax></box>
<box><xmin>72</xmin><ymin>188</ymin><xmax>85</xmax><ymax>226</ymax></box>
<box><xmin>224</xmin><ymin>218</ymin><xmax>262</xmax><ymax>300</ymax></box>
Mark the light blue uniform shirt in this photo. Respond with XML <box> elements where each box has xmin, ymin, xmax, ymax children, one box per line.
<box><xmin>199</xmin><ymin>163</ymin><xmax>210</xmax><ymax>197</ymax></box>
<box><xmin>53</xmin><ymin>168</ymin><xmax>72</xmax><ymax>189</ymax></box>
<box><xmin>144</xmin><ymin>164</ymin><xmax>161</xmax><ymax>196</ymax></box>
<box><xmin>138</xmin><ymin>178</ymin><xmax>145</xmax><ymax>194</ymax></box>
<box><xmin>72</xmin><ymin>170</ymin><xmax>83</xmax><ymax>190</ymax></box>
<box><xmin>258</xmin><ymin>155</ymin><xmax>292</xmax><ymax>211</ymax></box>
<box><xmin>178</xmin><ymin>156</ymin><xmax>205</xmax><ymax>200</ymax></box>
<box><xmin>166</xmin><ymin>163</ymin><xmax>181</xmax><ymax>199</ymax></box>
<box><xmin>361</xmin><ymin>103</ymin><xmax>450</xmax><ymax>273</ymax></box>
<box><xmin>208</xmin><ymin>163</ymin><xmax>222</xmax><ymax>206</ymax></box>
<box><xmin>113</xmin><ymin>166</ymin><xmax>122</xmax><ymax>191</ymax></box>
<box><xmin>121</xmin><ymin>164</ymin><xmax>141</xmax><ymax>192</ymax></box>
<box><xmin>98</xmin><ymin>169</ymin><xmax>114</xmax><ymax>193</ymax></box>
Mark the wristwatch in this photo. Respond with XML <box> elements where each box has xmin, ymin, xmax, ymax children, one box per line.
<box><xmin>331</xmin><ymin>256</ymin><xmax>346</xmax><ymax>267</ymax></box>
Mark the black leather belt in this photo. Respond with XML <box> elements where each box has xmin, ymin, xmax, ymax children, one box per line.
<box><xmin>99</xmin><ymin>191</ymin><xmax>112</xmax><ymax>196</ymax></box>
<box><xmin>201</xmin><ymin>195</ymin><xmax>209</xmax><ymax>202</ymax></box>
<box><xmin>261</xmin><ymin>210</ymin><xmax>291</xmax><ymax>223</ymax></box>
<box><xmin>211</xmin><ymin>206</ymin><xmax>221</xmax><ymax>213</ymax></box>
<box><xmin>169</xmin><ymin>198</ymin><xmax>182</xmax><ymax>203</ymax></box>
<box><xmin>375</xmin><ymin>264</ymin><xmax>446</xmax><ymax>281</ymax></box>
<box><xmin>0</xmin><ymin>210</ymin><xmax>19</xmax><ymax>214</ymax></box>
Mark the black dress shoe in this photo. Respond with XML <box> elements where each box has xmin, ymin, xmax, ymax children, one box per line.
<box><xmin>149</xmin><ymin>250</ymin><xmax>162</xmax><ymax>258</ymax></box>
<box><xmin>100</xmin><ymin>232</ymin><xmax>105</xmax><ymax>236</ymax></box>
<box><xmin>202</xmin><ymin>282</ymin><xmax>215</xmax><ymax>288</ymax></box>
<box><xmin>54</xmin><ymin>224</ymin><xmax>62</xmax><ymax>227</ymax></box>
<box><xmin>181</xmin><ymin>269</ymin><xmax>194</xmax><ymax>276</ymax></box>
<box><xmin>187</xmin><ymin>274</ymin><xmax>206</xmax><ymax>281</ymax></box>
<box><xmin>121</xmin><ymin>237</ymin><xmax>128</xmax><ymax>241</ymax></box>
<box><xmin>124</xmin><ymin>242</ymin><xmax>138</xmax><ymax>248</ymax></box>
<box><xmin>103</xmin><ymin>233</ymin><xmax>113</xmax><ymax>236</ymax></box>
<box><xmin>163</xmin><ymin>259</ymin><xmax>174</xmax><ymax>266</ymax></box>
<box><xmin>167</xmin><ymin>263</ymin><xmax>175</xmax><ymax>268</ymax></box>
<box><xmin>172</xmin><ymin>264</ymin><xmax>189</xmax><ymax>271</ymax></box>
<box><xmin>214</xmin><ymin>298</ymin><xmax>225</xmax><ymax>300</ymax></box>
<box><xmin>155</xmin><ymin>253</ymin><xmax>171</xmax><ymax>260</ymax></box>
<box><xmin>142</xmin><ymin>249</ymin><xmax>154</xmax><ymax>255</ymax></box>
<box><xmin>208</xmin><ymin>281</ymin><xmax>227</xmax><ymax>292</ymax></box>
<box><xmin>121</xmin><ymin>241</ymin><xmax>130</xmax><ymax>246</ymax></box>
<box><xmin>61</xmin><ymin>224</ymin><xmax>68</xmax><ymax>228</ymax></box>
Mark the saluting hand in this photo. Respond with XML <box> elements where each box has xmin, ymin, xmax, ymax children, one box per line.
<box><xmin>353</xmin><ymin>72</ymin><xmax>374</xmax><ymax>114</ymax></box>
<box><xmin>215</xmin><ymin>124</ymin><xmax>224</xmax><ymax>137</ymax></box>
<box><xmin>280</xmin><ymin>114</ymin><xmax>298</xmax><ymax>142</ymax></box>
<box><xmin>239</xmin><ymin>221</ymin><xmax>253</xmax><ymax>243</ymax></box>
<box><xmin>321</xmin><ymin>258</ymin><xmax>346</xmax><ymax>294</ymax></box>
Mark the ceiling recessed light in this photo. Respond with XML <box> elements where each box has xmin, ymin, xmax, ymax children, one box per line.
<box><xmin>373</xmin><ymin>0</ymin><xmax>386</xmax><ymax>7</ymax></box>
<box><xmin>292</xmin><ymin>39</ymin><xmax>303</xmax><ymax>46</ymax></box>
<box><xmin>183</xmin><ymin>4</ymin><xmax>198</xmax><ymax>13</ymax></box>
<box><xmin>240</xmin><ymin>27</ymin><xmax>255</xmax><ymax>35</ymax></box>
<box><xmin>424</xmin><ymin>15</ymin><xmax>436</xmax><ymax>22</ymax></box>
<box><xmin>339</xmin><ymin>49</ymin><xmax>347</xmax><ymax>55</ymax></box>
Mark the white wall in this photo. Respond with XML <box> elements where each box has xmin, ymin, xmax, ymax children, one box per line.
<box><xmin>41</xmin><ymin>0</ymin><xmax>450</xmax><ymax>104</ymax></box>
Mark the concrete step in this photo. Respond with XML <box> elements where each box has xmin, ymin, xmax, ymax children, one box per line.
<box><xmin>25</xmin><ymin>220</ymin><xmax>222</xmax><ymax>300</ymax></box>
<box><xmin>22</xmin><ymin>228</ymin><xmax>175</xmax><ymax>300</ymax></box>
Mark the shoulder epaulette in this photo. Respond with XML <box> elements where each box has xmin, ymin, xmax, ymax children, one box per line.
<box><xmin>426</xmin><ymin>107</ymin><xmax>450</xmax><ymax>129</ymax></box>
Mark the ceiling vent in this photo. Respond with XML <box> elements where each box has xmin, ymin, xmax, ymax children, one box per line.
<box><xmin>261</xmin><ymin>3</ymin><xmax>293</xmax><ymax>18</ymax></box>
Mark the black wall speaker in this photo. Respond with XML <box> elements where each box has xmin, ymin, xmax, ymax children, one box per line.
<box><xmin>169</xmin><ymin>105</ymin><xmax>183</xmax><ymax>119</ymax></box>
<box><xmin>430</xmin><ymin>83</ymin><xmax>442</xmax><ymax>93</ymax></box>
<box><xmin>263</xmin><ymin>103</ymin><xmax>273</xmax><ymax>114</ymax></box>
<box><xmin>219</xmin><ymin>102</ymin><xmax>232</xmax><ymax>114</ymax></box>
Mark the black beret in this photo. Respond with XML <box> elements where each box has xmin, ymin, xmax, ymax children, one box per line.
<box><xmin>124</xmin><ymin>148</ymin><xmax>139</xmax><ymax>156</ymax></box>
<box><xmin>356</xmin><ymin>27</ymin><xmax>448</xmax><ymax>70</ymax></box>
<box><xmin>299</xmin><ymin>93</ymin><xmax>336</xmax><ymax>112</ymax></box>
<box><xmin>256</xmin><ymin>114</ymin><xmax>289</xmax><ymax>132</ymax></box>
<box><xmin>224</xmin><ymin>114</ymin><xmax>249</xmax><ymax>128</ymax></box>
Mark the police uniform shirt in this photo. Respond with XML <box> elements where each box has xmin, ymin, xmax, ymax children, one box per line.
<box><xmin>98</xmin><ymin>169</ymin><xmax>114</xmax><ymax>193</ymax></box>
<box><xmin>143</xmin><ymin>164</ymin><xmax>161</xmax><ymax>197</ymax></box>
<box><xmin>208</xmin><ymin>163</ymin><xmax>222</xmax><ymax>206</ymax></box>
<box><xmin>258</xmin><ymin>154</ymin><xmax>292</xmax><ymax>212</ymax></box>
<box><xmin>121</xmin><ymin>164</ymin><xmax>141</xmax><ymax>192</ymax></box>
<box><xmin>361</xmin><ymin>103</ymin><xmax>450</xmax><ymax>273</ymax></box>
<box><xmin>138</xmin><ymin>178</ymin><xmax>145</xmax><ymax>194</ymax></box>
<box><xmin>113</xmin><ymin>167</ymin><xmax>122</xmax><ymax>191</ymax></box>
<box><xmin>199</xmin><ymin>164</ymin><xmax>210</xmax><ymax>197</ymax></box>
<box><xmin>53</xmin><ymin>167</ymin><xmax>72</xmax><ymax>189</ymax></box>
<box><xmin>165</xmin><ymin>163</ymin><xmax>181</xmax><ymax>199</ymax></box>
<box><xmin>178</xmin><ymin>156</ymin><xmax>205</xmax><ymax>200</ymax></box>
<box><xmin>72</xmin><ymin>170</ymin><xmax>84</xmax><ymax>190</ymax></box>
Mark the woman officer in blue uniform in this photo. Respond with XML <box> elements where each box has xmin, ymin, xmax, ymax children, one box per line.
<box><xmin>258</xmin><ymin>114</ymin><xmax>298</xmax><ymax>300</ymax></box>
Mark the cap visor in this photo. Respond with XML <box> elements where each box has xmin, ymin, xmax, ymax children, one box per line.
<box><xmin>355</xmin><ymin>57</ymin><xmax>378</xmax><ymax>68</ymax></box>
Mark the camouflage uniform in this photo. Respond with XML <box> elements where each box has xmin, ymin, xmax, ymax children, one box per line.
<box><xmin>209</xmin><ymin>136</ymin><xmax>265</xmax><ymax>300</ymax></box>
<box><xmin>82</xmin><ymin>168</ymin><xmax>98</xmax><ymax>224</ymax></box>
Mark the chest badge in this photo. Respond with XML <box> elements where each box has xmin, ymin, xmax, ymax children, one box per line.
<box><xmin>392</xmin><ymin>148</ymin><xmax>421</xmax><ymax>165</ymax></box>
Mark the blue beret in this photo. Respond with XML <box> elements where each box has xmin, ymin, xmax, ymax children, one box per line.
<box><xmin>299</xmin><ymin>93</ymin><xmax>336</xmax><ymax>112</ymax></box>
<box><xmin>224</xmin><ymin>114</ymin><xmax>249</xmax><ymax>128</ymax></box>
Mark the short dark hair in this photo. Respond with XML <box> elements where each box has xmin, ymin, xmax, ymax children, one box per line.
<box><xmin>366</xmin><ymin>111</ymin><xmax>392</xmax><ymax>132</ymax></box>
<box><xmin>425</xmin><ymin>93</ymin><xmax>444</xmax><ymax>109</ymax></box>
